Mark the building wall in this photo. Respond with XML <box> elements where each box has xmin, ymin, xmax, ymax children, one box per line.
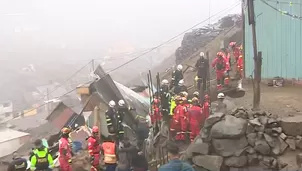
<box><xmin>244</xmin><ymin>0</ymin><xmax>302</xmax><ymax>79</ymax></box>
<box><xmin>0</xmin><ymin>135</ymin><xmax>30</xmax><ymax>158</ymax></box>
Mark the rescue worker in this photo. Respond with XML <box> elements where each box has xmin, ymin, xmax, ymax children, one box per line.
<box><xmin>7</xmin><ymin>151</ymin><xmax>29</xmax><ymax>171</ymax></box>
<box><xmin>150</xmin><ymin>98</ymin><xmax>161</xmax><ymax>126</ymax></box>
<box><xmin>212</xmin><ymin>52</ymin><xmax>227</xmax><ymax>90</ymax></box>
<box><xmin>174</xmin><ymin>79</ymin><xmax>187</xmax><ymax>95</ymax></box>
<box><xmin>214</xmin><ymin>93</ymin><xmax>227</xmax><ymax>114</ymax></box>
<box><xmin>173</xmin><ymin>96</ymin><xmax>187</xmax><ymax>141</ymax></box>
<box><xmin>117</xmin><ymin>99</ymin><xmax>135</xmax><ymax>142</ymax></box>
<box><xmin>30</xmin><ymin>139</ymin><xmax>54</xmax><ymax>171</ymax></box>
<box><xmin>169</xmin><ymin>96</ymin><xmax>181</xmax><ymax>140</ymax></box>
<box><xmin>101</xmin><ymin>138</ymin><xmax>117</xmax><ymax>171</ymax></box>
<box><xmin>171</xmin><ymin>64</ymin><xmax>184</xmax><ymax>88</ymax></box>
<box><xmin>229</xmin><ymin>42</ymin><xmax>241</xmax><ymax>62</ymax></box>
<box><xmin>237</xmin><ymin>53</ymin><xmax>244</xmax><ymax>90</ymax></box>
<box><xmin>169</xmin><ymin>95</ymin><xmax>177</xmax><ymax>116</ymax></box>
<box><xmin>194</xmin><ymin>52</ymin><xmax>209</xmax><ymax>91</ymax></box>
<box><xmin>193</xmin><ymin>91</ymin><xmax>199</xmax><ymax>99</ymax></box>
<box><xmin>203</xmin><ymin>94</ymin><xmax>210</xmax><ymax>120</ymax></box>
<box><xmin>188</xmin><ymin>97</ymin><xmax>203</xmax><ymax>142</ymax></box>
<box><xmin>221</xmin><ymin>48</ymin><xmax>231</xmax><ymax>86</ymax></box>
<box><xmin>106</xmin><ymin>100</ymin><xmax>118</xmax><ymax>136</ymax></box>
<box><xmin>87</xmin><ymin>126</ymin><xmax>101</xmax><ymax>171</ymax></box>
<box><xmin>160</xmin><ymin>79</ymin><xmax>171</xmax><ymax>121</ymax></box>
<box><xmin>58</xmin><ymin>128</ymin><xmax>72</xmax><ymax>171</ymax></box>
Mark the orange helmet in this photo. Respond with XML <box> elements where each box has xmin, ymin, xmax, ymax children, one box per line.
<box><xmin>229</xmin><ymin>42</ymin><xmax>236</xmax><ymax>47</ymax></box>
<box><xmin>217</xmin><ymin>52</ymin><xmax>224</xmax><ymax>57</ymax></box>
<box><xmin>92</xmin><ymin>126</ymin><xmax>99</xmax><ymax>133</ymax></box>
<box><xmin>61</xmin><ymin>127</ymin><xmax>71</xmax><ymax>134</ymax></box>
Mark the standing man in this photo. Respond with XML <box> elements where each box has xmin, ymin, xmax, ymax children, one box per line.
<box><xmin>195</xmin><ymin>52</ymin><xmax>209</xmax><ymax>91</ymax></box>
<box><xmin>106</xmin><ymin>100</ymin><xmax>118</xmax><ymax>136</ymax></box>
<box><xmin>188</xmin><ymin>97</ymin><xmax>203</xmax><ymax>142</ymax></box>
<box><xmin>173</xmin><ymin>97</ymin><xmax>186</xmax><ymax>141</ymax></box>
<box><xmin>203</xmin><ymin>94</ymin><xmax>210</xmax><ymax>120</ymax></box>
<box><xmin>160</xmin><ymin>79</ymin><xmax>171</xmax><ymax>122</ymax></box>
<box><xmin>30</xmin><ymin>139</ymin><xmax>54</xmax><ymax>171</ymax></box>
<box><xmin>87</xmin><ymin>126</ymin><xmax>101</xmax><ymax>171</ymax></box>
<box><xmin>229</xmin><ymin>42</ymin><xmax>241</xmax><ymax>62</ymax></box>
<box><xmin>117</xmin><ymin>99</ymin><xmax>135</xmax><ymax>143</ymax></box>
<box><xmin>159</xmin><ymin>141</ymin><xmax>194</xmax><ymax>171</ymax></box>
<box><xmin>171</xmin><ymin>64</ymin><xmax>184</xmax><ymax>89</ymax></box>
<box><xmin>101</xmin><ymin>138</ymin><xmax>117</xmax><ymax>171</ymax></box>
<box><xmin>7</xmin><ymin>151</ymin><xmax>28</xmax><ymax>171</ymax></box>
<box><xmin>214</xmin><ymin>93</ymin><xmax>227</xmax><ymax>114</ymax></box>
<box><xmin>58</xmin><ymin>128</ymin><xmax>72</xmax><ymax>171</ymax></box>
<box><xmin>212</xmin><ymin>52</ymin><xmax>227</xmax><ymax>90</ymax></box>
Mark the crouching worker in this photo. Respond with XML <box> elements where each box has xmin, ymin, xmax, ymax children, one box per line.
<box><xmin>7</xmin><ymin>151</ymin><xmax>29</xmax><ymax>171</ymax></box>
<box><xmin>30</xmin><ymin>139</ymin><xmax>54</xmax><ymax>171</ymax></box>
<box><xmin>159</xmin><ymin>141</ymin><xmax>194</xmax><ymax>171</ymax></box>
<box><xmin>101</xmin><ymin>137</ymin><xmax>117</xmax><ymax>171</ymax></box>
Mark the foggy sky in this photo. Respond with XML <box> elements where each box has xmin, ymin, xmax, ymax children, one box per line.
<box><xmin>0</xmin><ymin>0</ymin><xmax>240</xmax><ymax>64</ymax></box>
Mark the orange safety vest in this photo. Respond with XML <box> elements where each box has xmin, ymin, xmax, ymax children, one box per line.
<box><xmin>102</xmin><ymin>142</ymin><xmax>117</xmax><ymax>164</ymax></box>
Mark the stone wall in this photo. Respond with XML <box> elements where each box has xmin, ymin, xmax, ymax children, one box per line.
<box><xmin>184</xmin><ymin>107</ymin><xmax>302</xmax><ymax>171</ymax></box>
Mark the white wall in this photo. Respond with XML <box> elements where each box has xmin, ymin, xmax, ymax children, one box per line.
<box><xmin>0</xmin><ymin>135</ymin><xmax>30</xmax><ymax>158</ymax></box>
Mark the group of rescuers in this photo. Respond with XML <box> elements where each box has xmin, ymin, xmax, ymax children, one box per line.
<box><xmin>8</xmin><ymin>41</ymin><xmax>242</xmax><ymax>171</ymax></box>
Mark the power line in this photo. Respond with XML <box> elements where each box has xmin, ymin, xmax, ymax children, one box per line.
<box><xmin>260</xmin><ymin>0</ymin><xmax>302</xmax><ymax>20</ymax></box>
<box><xmin>264</xmin><ymin>0</ymin><xmax>302</xmax><ymax>5</ymax></box>
<box><xmin>4</xmin><ymin>2</ymin><xmax>240</xmax><ymax>123</ymax></box>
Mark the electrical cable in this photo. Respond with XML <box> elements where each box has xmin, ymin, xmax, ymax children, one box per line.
<box><xmin>260</xmin><ymin>0</ymin><xmax>302</xmax><ymax>20</ymax></box>
<box><xmin>3</xmin><ymin>2</ymin><xmax>240</xmax><ymax>123</ymax></box>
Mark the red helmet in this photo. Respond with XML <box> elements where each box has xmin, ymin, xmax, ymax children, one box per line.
<box><xmin>92</xmin><ymin>126</ymin><xmax>99</xmax><ymax>133</ymax></box>
<box><xmin>217</xmin><ymin>52</ymin><xmax>224</xmax><ymax>57</ymax></box>
<box><xmin>229</xmin><ymin>42</ymin><xmax>236</xmax><ymax>47</ymax></box>
<box><xmin>153</xmin><ymin>99</ymin><xmax>159</xmax><ymax>104</ymax></box>
<box><xmin>61</xmin><ymin>127</ymin><xmax>71</xmax><ymax>134</ymax></box>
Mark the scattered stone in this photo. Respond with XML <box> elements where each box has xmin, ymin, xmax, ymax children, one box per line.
<box><xmin>193</xmin><ymin>165</ymin><xmax>208</xmax><ymax>171</ymax></box>
<box><xmin>264</xmin><ymin>133</ymin><xmax>278</xmax><ymax>148</ymax></box>
<box><xmin>264</xmin><ymin>128</ymin><xmax>273</xmax><ymax>135</ymax></box>
<box><xmin>297</xmin><ymin>153</ymin><xmax>302</xmax><ymax>168</ymax></box>
<box><xmin>234</xmin><ymin>111</ymin><xmax>249</xmax><ymax>119</ymax></box>
<box><xmin>254</xmin><ymin>125</ymin><xmax>265</xmax><ymax>132</ymax></box>
<box><xmin>191</xmin><ymin>142</ymin><xmax>210</xmax><ymax>155</ymax></box>
<box><xmin>257</xmin><ymin>132</ymin><xmax>264</xmax><ymax>139</ymax></box>
<box><xmin>272</xmin><ymin>127</ymin><xmax>282</xmax><ymax>134</ymax></box>
<box><xmin>246</xmin><ymin>123</ymin><xmax>255</xmax><ymax>134</ymax></box>
<box><xmin>277</xmin><ymin>159</ymin><xmax>288</xmax><ymax>170</ymax></box>
<box><xmin>272</xmin><ymin>137</ymin><xmax>288</xmax><ymax>155</ymax></box>
<box><xmin>268</xmin><ymin>118</ymin><xmax>278</xmax><ymax>124</ymax></box>
<box><xmin>249</xmin><ymin>118</ymin><xmax>262</xmax><ymax>126</ymax></box>
<box><xmin>271</xmin><ymin>158</ymin><xmax>278</xmax><ymax>169</ymax></box>
<box><xmin>260</xmin><ymin>156</ymin><xmax>274</xmax><ymax>169</ymax></box>
<box><xmin>254</xmin><ymin>139</ymin><xmax>271</xmax><ymax>155</ymax></box>
<box><xmin>280</xmin><ymin>116</ymin><xmax>302</xmax><ymax>136</ymax></box>
<box><xmin>224</xmin><ymin>156</ymin><xmax>248</xmax><ymax>167</ymax></box>
<box><xmin>212</xmin><ymin>137</ymin><xmax>248</xmax><ymax>157</ymax></box>
<box><xmin>247</xmin><ymin>154</ymin><xmax>258</xmax><ymax>165</ymax></box>
<box><xmin>200</xmin><ymin>128</ymin><xmax>211</xmax><ymax>142</ymax></box>
<box><xmin>279</xmin><ymin>133</ymin><xmax>287</xmax><ymax>140</ymax></box>
<box><xmin>257</xmin><ymin>154</ymin><xmax>263</xmax><ymax>161</ymax></box>
<box><xmin>259</xmin><ymin>115</ymin><xmax>268</xmax><ymax>125</ymax></box>
<box><xmin>203</xmin><ymin>112</ymin><xmax>225</xmax><ymax>128</ymax></box>
<box><xmin>245</xmin><ymin>146</ymin><xmax>256</xmax><ymax>154</ymax></box>
<box><xmin>247</xmin><ymin>133</ymin><xmax>257</xmax><ymax>146</ymax></box>
<box><xmin>192</xmin><ymin>155</ymin><xmax>223</xmax><ymax>171</ymax></box>
<box><xmin>211</xmin><ymin>115</ymin><xmax>247</xmax><ymax>139</ymax></box>
<box><xmin>285</xmin><ymin>137</ymin><xmax>296</xmax><ymax>150</ymax></box>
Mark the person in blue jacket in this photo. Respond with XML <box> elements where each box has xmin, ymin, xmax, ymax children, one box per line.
<box><xmin>159</xmin><ymin>141</ymin><xmax>195</xmax><ymax>171</ymax></box>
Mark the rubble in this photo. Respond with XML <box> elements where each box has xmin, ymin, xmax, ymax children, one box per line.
<box><xmin>186</xmin><ymin>107</ymin><xmax>296</xmax><ymax>170</ymax></box>
<box><xmin>280</xmin><ymin>115</ymin><xmax>302</xmax><ymax>136</ymax></box>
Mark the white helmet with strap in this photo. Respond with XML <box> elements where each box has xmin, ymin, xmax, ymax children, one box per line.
<box><xmin>118</xmin><ymin>99</ymin><xmax>125</xmax><ymax>106</ymax></box>
<box><xmin>109</xmin><ymin>100</ymin><xmax>116</xmax><ymax>107</ymax></box>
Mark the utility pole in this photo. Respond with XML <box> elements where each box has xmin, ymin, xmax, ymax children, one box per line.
<box><xmin>248</xmin><ymin>0</ymin><xmax>262</xmax><ymax>110</ymax></box>
<box><xmin>94</xmin><ymin>105</ymin><xmax>101</xmax><ymax>137</ymax></box>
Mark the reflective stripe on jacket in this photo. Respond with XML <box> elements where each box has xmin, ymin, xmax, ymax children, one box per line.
<box><xmin>102</xmin><ymin>142</ymin><xmax>117</xmax><ymax>164</ymax></box>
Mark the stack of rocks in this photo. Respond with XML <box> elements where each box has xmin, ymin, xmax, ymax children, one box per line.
<box><xmin>183</xmin><ymin>107</ymin><xmax>296</xmax><ymax>171</ymax></box>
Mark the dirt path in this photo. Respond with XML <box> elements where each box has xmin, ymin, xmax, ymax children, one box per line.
<box><xmin>232</xmin><ymin>83</ymin><xmax>302</xmax><ymax>118</ymax></box>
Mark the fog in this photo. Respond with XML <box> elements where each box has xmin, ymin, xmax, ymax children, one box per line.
<box><xmin>0</xmin><ymin>0</ymin><xmax>240</xmax><ymax>107</ymax></box>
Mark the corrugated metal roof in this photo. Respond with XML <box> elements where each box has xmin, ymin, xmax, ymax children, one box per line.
<box><xmin>244</xmin><ymin>0</ymin><xmax>302</xmax><ymax>79</ymax></box>
<box><xmin>0</xmin><ymin>128</ymin><xmax>29</xmax><ymax>143</ymax></box>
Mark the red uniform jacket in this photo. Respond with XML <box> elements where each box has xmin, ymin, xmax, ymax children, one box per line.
<box><xmin>233</xmin><ymin>47</ymin><xmax>241</xmax><ymax>61</ymax></box>
<box><xmin>223</xmin><ymin>53</ymin><xmax>231</xmax><ymax>71</ymax></box>
<box><xmin>188</xmin><ymin>106</ymin><xmax>202</xmax><ymax>124</ymax></box>
<box><xmin>203</xmin><ymin>101</ymin><xmax>210</xmax><ymax>121</ymax></box>
<box><xmin>87</xmin><ymin>136</ymin><xmax>101</xmax><ymax>156</ymax></box>
<box><xmin>59</xmin><ymin>137</ymin><xmax>72</xmax><ymax>160</ymax></box>
<box><xmin>212</xmin><ymin>57</ymin><xmax>226</xmax><ymax>72</ymax></box>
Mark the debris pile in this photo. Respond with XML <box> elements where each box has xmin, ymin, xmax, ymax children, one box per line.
<box><xmin>183</xmin><ymin>107</ymin><xmax>302</xmax><ymax>171</ymax></box>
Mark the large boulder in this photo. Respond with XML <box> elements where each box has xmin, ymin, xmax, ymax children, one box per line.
<box><xmin>204</xmin><ymin>112</ymin><xmax>225</xmax><ymax>128</ymax></box>
<box><xmin>280</xmin><ymin>116</ymin><xmax>302</xmax><ymax>136</ymax></box>
<box><xmin>212</xmin><ymin>136</ymin><xmax>248</xmax><ymax>157</ymax></box>
<box><xmin>211</xmin><ymin>115</ymin><xmax>247</xmax><ymax>139</ymax></box>
<box><xmin>193</xmin><ymin>155</ymin><xmax>223</xmax><ymax>171</ymax></box>
<box><xmin>254</xmin><ymin>139</ymin><xmax>271</xmax><ymax>155</ymax></box>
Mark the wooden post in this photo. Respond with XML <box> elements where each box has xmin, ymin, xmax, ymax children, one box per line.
<box><xmin>94</xmin><ymin>105</ymin><xmax>101</xmax><ymax>137</ymax></box>
<box><xmin>248</xmin><ymin>0</ymin><xmax>261</xmax><ymax>110</ymax></box>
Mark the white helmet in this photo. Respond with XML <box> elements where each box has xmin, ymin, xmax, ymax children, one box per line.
<box><xmin>161</xmin><ymin>79</ymin><xmax>169</xmax><ymax>85</ymax></box>
<box><xmin>109</xmin><ymin>100</ymin><xmax>116</xmax><ymax>107</ymax></box>
<box><xmin>193</xmin><ymin>91</ymin><xmax>199</xmax><ymax>96</ymax></box>
<box><xmin>118</xmin><ymin>99</ymin><xmax>125</xmax><ymax>106</ymax></box>
<box><xmin>217</xmin><ymin>93</ymin><xmax>225</xmax><ymax>99</ymax></box>
<box><xmin>177</xmin><ymin>64</ymin><xmax>183</xmax><ymax>71</ymax></box>
<box><xmin>178</xmin><ymin>79</ymin><xmax>184</xmax><ymax>86</ymax></box>
<box><xmin>199</xmin><ymin>52</ymin><xmax>205</xmax><ymax>57</ymax></box>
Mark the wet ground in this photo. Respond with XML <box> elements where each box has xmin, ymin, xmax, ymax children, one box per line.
<box><xmin>232</xmin><ymin>83</ymin><xmax>302</xmax><ymax>118</ymax></box>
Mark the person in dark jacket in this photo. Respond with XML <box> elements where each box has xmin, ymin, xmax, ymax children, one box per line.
<box><xmin>195</xmin><ymin>52</ymin><xmax>209</xmax><ymax>91</ymax></box>
<box><xmin>160</xmin><ymin>79</ymin><xmax>171</xmax><ymax>122</ymax></box>
<box><xmin>106</xmin><ymin>100</ymin><xmax>118</xmax><ymax>135</ymax></box>
<box><xmin>131</xmin><ymin>151</ymin><xmax>148</xmax><ymax>171</ymax></box>
<box><xmin>7</xmin><ymin>151</ymin><xmax>29</xmax><ymax>171</ymax></box>
<box><xmin>117</xmin><ymin>138</ymin><xmax>138</xmax><ymax>171</ymax></box>
<box><xmin>171</xmin><ymin>64</ymin><xmax>184</xmax><ymax>89</ymax></box>
<box><xmin>159</xmin><ymin>141</ymin><xmax>194</xmax><ymax>171</ymax></box>
<box><xmin>174</xmin><ymin>79</ymin><xmax>187</xmax><ymax>95</ymax></box>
